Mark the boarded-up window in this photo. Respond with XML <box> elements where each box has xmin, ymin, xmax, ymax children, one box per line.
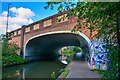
<box><xmin>57</xmin><ymin>14</ymin><xmax>68</xmax><ymax>23</ymax></box>
<box><xmin>25</xmin><ymin>27</ymin><xmax>30</xmax><ymax>32</ymax></box>
<box><xmin>33</xmin><ymin>24</ymin><xmax>39</xmax><ymax>30</ymax></box>
<box><xmin>44</xmin><ymin>19</ymin><xmax>52</xmax><ymax>27</ymax></box>
<box><xmin>18</xmin><ymin>30</ymin><xmax>21</xmax><ymax>35</ymax></box>
<box><xmin>14</xmin><ymin>31</ymin><xmax>17</xmax><ymax>36</ymax></box>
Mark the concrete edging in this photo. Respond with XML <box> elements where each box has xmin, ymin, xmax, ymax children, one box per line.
<box><xmin>57</xmin><ymin>61</ymin><xmax>73</xmax><ymax>79</ymax></box>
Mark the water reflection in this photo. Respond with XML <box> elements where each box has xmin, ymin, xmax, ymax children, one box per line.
<box><xmin>2</xmin><ymin>61</ymin><xmax>66</xmax><ymax>79</ymax></box>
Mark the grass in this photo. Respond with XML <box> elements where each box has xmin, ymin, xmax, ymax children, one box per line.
<box><xmin>59</xmin><ymin>65</ymin><xmax>71</xmax><ymax>80</ymax></box>
<box><xmin>90</xmin><ymin>69</ymin><xmax>105</xmax><ymax>75</ymax></box>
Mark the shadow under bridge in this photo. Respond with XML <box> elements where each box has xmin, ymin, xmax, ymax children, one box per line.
<box><xmin>24</xmin><ymin>31</ymin><xmax>90</xmax><ymax>61</ymax></box>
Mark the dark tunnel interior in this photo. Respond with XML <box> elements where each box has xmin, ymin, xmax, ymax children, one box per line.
<box><xmin>25</xmin><ymin>32</ymin><xmax>90</xmax><ymax>61</ymax></box>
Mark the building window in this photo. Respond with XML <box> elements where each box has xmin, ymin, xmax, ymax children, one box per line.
<box><xmin>57</xmin><ymin>14</ymin><xmax>68</xmax><ymax>23</ymax></box>
<box><xmin>18</xmin><ymin>30</ymin><xmax>21</xmax><ymax>35</ymax></box>
<box><xmin>14</xmin><ymin>31</ymin><xmax>17</xmax><ymax>36</ymax></box>
<box><xmin>25</xmin><ymin>27</ymin><xmax>30</xmax><ymax>32</ymax></box>
<box><xmin>44</xmin><ymin>19</ymin><xmax>52</xmax><ymax>27</ymax></box>
<box><xmin>33</xmin><ymin>24</ymin><xmax>39</xmax><ymax>30</ymax></box>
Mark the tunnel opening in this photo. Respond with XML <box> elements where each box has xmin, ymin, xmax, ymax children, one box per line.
<box><xmin>24</xmin><ymin>31</ymin><xmax>91</xmax><ymax>64</ymax></box>
<box><xmin>60</xmin><ymin>46</ymin><xmax>83</xmax><ymax>64</ymax></box>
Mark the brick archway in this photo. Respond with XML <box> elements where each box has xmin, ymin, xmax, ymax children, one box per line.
<box><xmin>24</xmin><ymin>31</ymin><xmax>91</xmax><ymax>61</ymax></box>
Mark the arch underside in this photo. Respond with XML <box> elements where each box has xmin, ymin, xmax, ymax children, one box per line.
<box><xmin>25</xmin><ymin>32</ymin><xmax>90</xmax><ymax>61</ymax></box>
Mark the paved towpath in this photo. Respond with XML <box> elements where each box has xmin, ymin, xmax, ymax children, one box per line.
<box><xmin>65</xmin><ymin>54</ymin><xmax>100</xmax><ymax>79</ymax></box>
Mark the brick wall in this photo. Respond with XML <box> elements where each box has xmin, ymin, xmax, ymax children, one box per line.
<box><xmin>9</xmin><ymin>12</ymin><xmax>97</xmax><ymax>55</ymax></box>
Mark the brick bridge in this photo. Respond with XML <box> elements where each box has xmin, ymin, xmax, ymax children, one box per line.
<box><xmin>10</xmin><ymin>12</ymin><xmax>97</xmax><ymax>61</ymax></box>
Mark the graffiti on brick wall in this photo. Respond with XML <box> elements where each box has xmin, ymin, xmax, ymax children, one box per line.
<box><xmin>89</xmin><ymin>41</ymin><xmax>109</xmax><ymax>70</ymax></box>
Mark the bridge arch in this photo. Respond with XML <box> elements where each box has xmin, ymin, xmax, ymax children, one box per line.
<box><xmin>24</xmin><ymin>31</ymin><xmax>91</xmax><ymax>61</ymax></box>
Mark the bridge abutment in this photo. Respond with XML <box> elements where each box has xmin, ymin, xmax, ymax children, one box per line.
<box><xmin>20</xmin><ymin>25</ymin><xmax>25</xmax><ymax>58</ymax></box>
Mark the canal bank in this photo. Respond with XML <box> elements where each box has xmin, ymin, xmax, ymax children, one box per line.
<box><xmin>57</xmin><ymin>54</ymin><xmax>100</xmax><ymax>79</ymax></box>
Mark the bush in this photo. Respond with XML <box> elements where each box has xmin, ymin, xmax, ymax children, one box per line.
<box><xmin>2</xmin><ymin>42</ymin><xmax>20</xmax><ymax>56</ymax></box>
<box><xmin>2</xmin><ymin>53</ymin><xmax>27</xmax><ymax>66</ymax></box>
<box><xmin>2</xmin><ymin>41</ymin><xmax>27</xmax><ymax>67</ymax></box>
<box><xmin>62</xmin><ymin>46</ymin><xmax>81</xmax><ymax>63</ymax></box>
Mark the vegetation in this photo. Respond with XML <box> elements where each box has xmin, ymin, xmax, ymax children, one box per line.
<box><xmin>45</xmin><ymin>2</ymin><xmax>120</xmax><ymax>79</ymax></box>
<box><xmin>61</xmin><ymin>46</ymin><xmax>82</xmax><ymax>63</ymax></box>
<box><xmin>90</xmin><ymin>69</ymin><xmax>105</xmax><ymax>77</ymax></box>
<box><xmin>72</xmin><ymin>46</ymin><xmax>82</xmax><ymax>53</ymax></box>
<box><xmin>59</xmin><ymin>69</ymin><xmax>70</xmax><ymax>73</ymax></box>
<box><xmin>63</xmin><ymin>69</ymin><xmax>70</xmax><ymax>79</ymax></box>
<box><xmin>51</xmin><ymin>68</ymin><xmax>70</xmax><ymax>79</ymax></box>
<box><xmin>59</xmin><ymin>66</ymin><xmax>71</xmax><ymax>80</ymax></box>
<box><xmin>51</xmin><ymin>72</ymin><xmax>56</xmax><ymax>80</ymax></box>
<box><xmin>1</xmin><ymin>34</ymin><xmax>27</xmax><ymax>67</ymax></box>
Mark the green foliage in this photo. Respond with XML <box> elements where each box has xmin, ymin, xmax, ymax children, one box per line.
<box><xmin>51</xmin><ymin>72</ymin><xmax>56</xmax><ymax>79</ymax></box>
<box><xmin>45</xmin><ymin>2</ymin><xmax>120</xmax><ymax>79</ymax></box>
<box><xmin>62</xmin><ymin>46</ymin><xmax>81</xmax><ymax>57</ymax></box>
<box><xmin>90</xmin><ymin>69</ymin><xmax>104</xmax><ymax>75</ymax></box>
<box><xmin>90</xmin><ymin>69</ymin><xmax>99</xmax><ymax>71</ymax></box>
<box><xmin>2</xmin><ymin>42</ymin><xmax>20</xmax><ymax>56</ymax></box>
<box><xmin>45</xmin><ymin>2</ymin><xmax>120</xmax><ymax>41</ymax></box>
<box><xmin>2</xmin><ymin>53</ymin><xmax>27</xmax><ymax>66</ymax></box>
<box><xmin>1</xmin><ymin>33</ymin><xmax>12</xmax><ymax>41</ymax></box>
<box><xmin>62</xmin><ymin>49</ymin><xmax>74</xmax><ymax>63</ymax></box>
<box><xmin>62</xmin><ymin>46</ymin><xmax>81</xmax><ymax>63</ymax></box>
<box><xmin>64</xmin><ymin>69</ymin><xmax>70</xmax><ymax>78</ymax></box>
<box><xmin>72</xmin><ymin>46</ymin><xmax>82</xmax><ymax>53</ymax></box>
<box><xmin>2</xmin><ymin>41</ymin><xmax>27</xmax><ymax>67</ymax></box>
<box><xmin>59</xmin><ymin>69</ymin><xmax>69</xmax><ymax>73</ymax></box>
<box><xmin>62</xmin><ymin>49</ymin><xmax>71</xmax><ymax>56</ymax></box>
<box><xmin>102</xmin><ymin>46</ymin><xmax>119</xmax><ymax>79</ymax></box>
<box><xmin>59</xmin><ymin>68</ymin><xmax>70</xmax><ymax>80</ymax></box>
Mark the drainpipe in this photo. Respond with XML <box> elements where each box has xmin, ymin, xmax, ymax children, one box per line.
<box><xmin>20</xmin><ymin>25</ymin><xmax>25</xmax><ymax>58</ymax></box>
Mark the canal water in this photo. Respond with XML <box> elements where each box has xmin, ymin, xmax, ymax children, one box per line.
<box><xmin>2</xmin><ymin>60</ymin><xmax>66</xmax><ymax>79</ymax></box>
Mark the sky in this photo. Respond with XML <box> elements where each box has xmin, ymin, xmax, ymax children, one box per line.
<box><xmin>0</xmin><ymin>2</ymin><xmax>59</xmax><ymax>35</ymax></box>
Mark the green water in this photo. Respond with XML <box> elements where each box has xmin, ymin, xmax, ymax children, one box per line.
<box><xmin>2</xmin><ymin>61</ymin><xmax>66</xmax><ymax>79</ymax></box>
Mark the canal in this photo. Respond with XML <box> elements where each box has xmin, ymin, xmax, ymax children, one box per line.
<box><xmin>2</xmin><ymin>60</ymin><xmax>66</xmax><ymax>79</ymax></box>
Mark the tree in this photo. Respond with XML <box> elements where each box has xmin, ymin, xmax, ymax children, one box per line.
<box><xmin>1</xmin><ymin>32</ymin><xmax>17</xmax><ymax>56</ymax></box>
<box><xmin>1</xmin><ymin>33</ymin><xmax>27</xmax><ymax>66</ymax></box>
<box><xmin>2</xmin><ymin>42</ymin><xmax>20</xmax><ymax>56</ymax></box>
<box><xmin>72</xmin><ymin>46</ymin><xmax>82</xmax><ymax>53</ymax></box>
<box><xmin>45</xmin><ymin>2</ymin><xmax>120</xmax><ymax>79</ymax></box>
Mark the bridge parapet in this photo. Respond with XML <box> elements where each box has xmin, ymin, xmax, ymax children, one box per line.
<box><xmin>10</xmin><ymin>12</ymin><xmax>77</xmax><ymax>38</ymax></box>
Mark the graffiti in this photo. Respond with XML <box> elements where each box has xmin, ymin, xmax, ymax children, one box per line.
<box><xmin>89</xmin><ymin>41</ymin><xmax>109</xmax><ymax>70</ymax></box>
